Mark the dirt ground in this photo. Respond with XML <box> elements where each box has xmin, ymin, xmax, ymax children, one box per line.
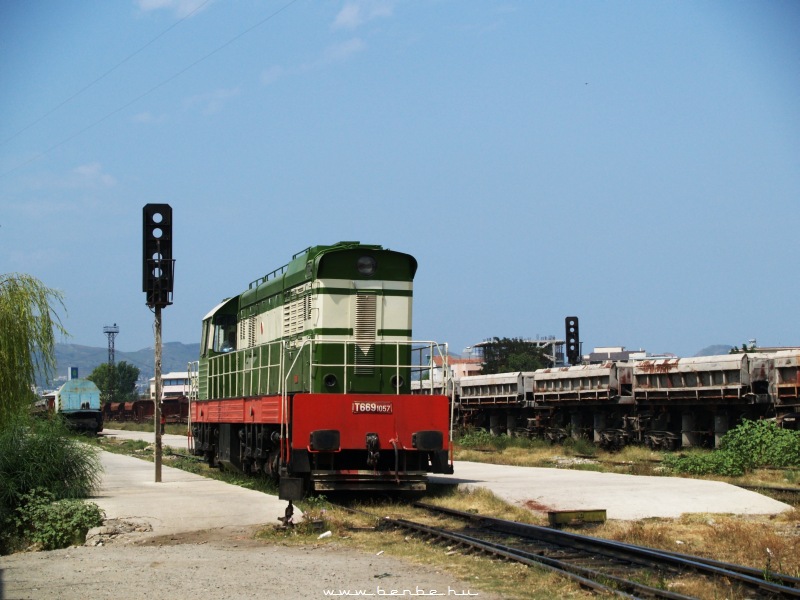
<box><xmin>0</xmin><ymin>525</ymin><xmax>497</xmax><ymax>600</ymax></box>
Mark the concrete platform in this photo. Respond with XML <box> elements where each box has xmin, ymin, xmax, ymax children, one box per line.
<box><xmin>430</xmin><ymin>461</ymin><xmax>791</xmax><ymax>520</ymax></box>
<box><xmin>100</xmin><ymin>430</ymin><xmax>790</xmax><ymax>523</ymax></box>
<box><xmin>93</xmin><ymin>431</ymin><xmax>296</xmax><ymax>538</ymax></box>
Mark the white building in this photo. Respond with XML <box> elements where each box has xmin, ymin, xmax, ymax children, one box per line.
<box><xmin>149</xmin><ymin>371</ymin><xmax>191</xmax><ymax>401</ymax></box>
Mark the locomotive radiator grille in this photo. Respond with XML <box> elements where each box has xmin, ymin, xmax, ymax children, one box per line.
<box><xmin>354</xmin><ymin>293</ymin><xmax>376</xmax><ymax>374</ymax></box>
<box><xmin>283</xmin><ymin>285</ymin><xmax>311</xmax><ymax>338</ymax></box>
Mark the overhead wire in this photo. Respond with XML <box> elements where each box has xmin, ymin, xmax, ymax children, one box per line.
<box><xmin>2</xmin><ymin>0</ymin><xmax>300</xmax><ymax>177</ymax></box>
<box><xmin>0</xmin><ymin>0</ymin><xmax>213</xmax><ymax>147</ymax></box>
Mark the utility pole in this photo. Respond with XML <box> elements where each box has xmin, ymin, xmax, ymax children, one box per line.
<box><xmin>154</xmin><ymin>306</ymin><xmax>163</xmax><ymax>480</ymax></box>
<box><xmin>103</xmin><ymin>324</ymin><xmax>119</xmax><ymax>404</ymax></box>
<box><xmin>142</xmin><ymin>204</ymin><xmax>174</xmax><ymax>483</ymax></box>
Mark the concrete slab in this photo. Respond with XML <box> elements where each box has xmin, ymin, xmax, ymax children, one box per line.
<box><xmin>92</xmin><ymin>433</ymin><xmax>296</xmax><ymax>539</ymax></box>
<box><xmin>100</xmin><ymin>430</ymin><xmax>789</xmax><ymax>523</ymax></box>
<box><xmin>430</xmin><ymin>461</ymin><xmax>791</xmax><ymax>520</ymax></box>
<box><xmin>101</xmin><ymin>428</ymin><xmax>193</xmax><ymax>451</ymax></box>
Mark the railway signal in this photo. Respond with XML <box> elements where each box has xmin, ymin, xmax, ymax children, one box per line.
<box><xmin>565</xmin><ymin>316</ymin><xmax>580</xmax><ymax>365</ymax></box>
<box><xmin>142</xmin><ymin>203</ymin><xmax>175</xmax><ymax>483</ymax></box>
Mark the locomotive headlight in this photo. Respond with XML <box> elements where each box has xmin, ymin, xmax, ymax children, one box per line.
<box><xmin>357</xmin><ymin>255</ymin><xmax>377</xmax><ymax>276</ymax></box>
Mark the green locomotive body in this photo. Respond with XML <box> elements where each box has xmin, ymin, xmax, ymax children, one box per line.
<box><xmin>192</xmin><ymin>241</ymin><xmax>453</xmax><ymax>498</ymax></box>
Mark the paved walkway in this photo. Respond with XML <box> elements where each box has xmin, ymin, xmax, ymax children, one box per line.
<box><xmin>431</xmin><ymin>461</ymin><xmax>791</xmax><ymax>520</ymax></box>
<box><xmin>101</xmin><ymin>429</ymin><xmax>790</xmax><ymax>523</ymax></box>
<box><xmin>94</xmin><ymin>430</ymin><xmax>294</xmax><ymax>538</ymax></box>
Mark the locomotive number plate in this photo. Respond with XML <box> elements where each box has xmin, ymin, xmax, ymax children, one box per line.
<box><xmin>352</xmin><ymin>401</ymin><xmax>393</xmax><ymax>414</ymax></box>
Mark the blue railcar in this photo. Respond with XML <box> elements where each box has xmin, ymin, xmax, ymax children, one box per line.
<box><xmin>54</xmin><ymin>378</ymin><xmax>104</xmax><ymax>434</ymax></box>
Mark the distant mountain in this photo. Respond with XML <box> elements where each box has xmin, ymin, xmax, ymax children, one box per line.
<box><xmin>47</xmin><ymin>342</ymin><xmax>200</xmax><ymax>388</ymax></box>
<box><xmin>693</xmin><ymin>345</ymin><xmax>733</xmax><ymax>357</ymax></box>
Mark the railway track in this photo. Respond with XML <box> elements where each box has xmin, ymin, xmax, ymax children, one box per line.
<box><xmin>379</xmin><ymin>502</ymin><xmax>800</xmax><ymax>599</ymax></box>
<box><xmin>737</xmin><ymin>483</ymin><xmax>800</xmax><ymax>498</ymax></box>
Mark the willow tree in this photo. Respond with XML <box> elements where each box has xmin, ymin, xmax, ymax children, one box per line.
<box><xmin>0</xmin><ymin>273</ymin><xmax>66</xmax><ymax>428</ymax></box>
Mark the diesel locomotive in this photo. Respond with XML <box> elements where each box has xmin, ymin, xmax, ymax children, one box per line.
<box><xmin>190</xmin><ymin>241</ymin><xmax>453</xmax><ymax>500</ymax></box>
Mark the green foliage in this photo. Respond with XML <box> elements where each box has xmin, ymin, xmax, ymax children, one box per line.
<box><xmin>480</xmin><ymin>337</ymin><xmax>548</xmax><ymax>374</ymax></box>
<box><xmin>293</xmin><ymin>495</ymin><xmax>331</xmax><ymax>534</ymax></box>
<box><xmin>0</xmin><ymin>414</ymin><xmax>102</xmax><ymax>525</ymax></box>
<box><xmin>5</xmin><ymin>488</ymin><xmax>104</xmax><ymax>552</ymax></box>
<box><xmin>562</xmin><ymin>436</ymin><xmax>597</xmax><ymax>457</ymax></box>
<box><xmin>0</xmin><ymin>416</ymin><xmax>104</xmax><ymax>554</ymax></box>
<box><xmin>662</xmin><ymin>449</ymin><xmax>748</xmax><ymax>477</ymax></box>
<box><xmin>0</xmin><ymin>273</ymin><xmax>66</xmax><ymax>428</ymax></box>
<box><xmin>663</xmin><ymin>419</ymin><xmax>800</xmax><ymax>477</ymax></box>
<box><xmin>457</xmin><ymin>428</ymin><xmax>546</xmax><ymax>451</ymax></box>
<box><xmin>729</xmin><ymin>344</ymin><xmax>756</xmax><ymax>354</ymax></box>
<box><xmin>720</xmin><ymin>419</ymin><xmax>800</xmax><ymax>467</ymax></box>
<box><xmin>88</xmin><ymin>361</ymin><xmax>140</xmax><ymax>405</ymax></box>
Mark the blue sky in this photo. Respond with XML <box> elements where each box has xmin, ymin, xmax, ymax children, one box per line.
<box><xmin>2</xmin><ymin>0</ymin><xmax>799</xmax><ymax>358</ymax></box>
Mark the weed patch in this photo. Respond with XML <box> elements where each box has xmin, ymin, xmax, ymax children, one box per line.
<box><xmin>6</xmin><ymin>488</ymin><xmax>104</xmax><ymax>551</ymax></box>
<box><xmin>664</xmin><ymin>420</ymin><xmax>800</xmax><ymax>477</ymax></box>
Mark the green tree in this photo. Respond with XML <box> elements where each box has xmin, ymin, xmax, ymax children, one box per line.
<box><xmin>0</xmin><ymin>273</ymin><xmax>103</xmax><ymax>554</ymax></box>
<box><xmin>0</xmin><ymin>273</ymin><xmax>66</xmax><ymax>428</ymax></box>
<box><xmin>88</xmin><ymin>361</ymin><xmax>140</xmax><ymax>405</ymax></box>
<box><xmin>117</xmin><ymin>362</ymin><xmax>141</xmax><ymax>402</ymax></box>
<box><xmin>480</xmin><ymin>337</ymin><xmax>548</xmax><ymax>374</ymax></box>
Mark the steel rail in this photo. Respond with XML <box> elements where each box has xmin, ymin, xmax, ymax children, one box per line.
<box><xmin>387</xmin><ymin>517</ymin><xmax>667</xmax><ymax>599</ymax></box>
<box><xmin>415</xmin><ymin>502</ymin><xmax>800</xmax><ymax>598</ymax></box>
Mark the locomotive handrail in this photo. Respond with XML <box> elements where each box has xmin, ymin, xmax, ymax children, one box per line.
<box><xmin>248</xmin><ymin>264</ymin><xmax>287</xmax><ymax>289</ymax></box>
<box><xmin>273</xmin><ymin>338</ymin><xmax>451</xmax><ymax>394</ymax></box>
<box><xmin>205</xmin><ymin>337</ymin><xmax>453</xmax><ymax>407</ymax></box>
<box><xmin>280</xmin><ymin>339</ymin><xmax>288</xmax><ymax>464</ymax></box>
<box><xmin>186</xmin><ymin>360</ymin><xmax>199</xmax><ymax>452</ymax></box>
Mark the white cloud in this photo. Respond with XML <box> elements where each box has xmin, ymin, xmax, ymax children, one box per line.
<box><xmin>136</xmin><ymin>0</ymin><xmax>212</xmax><ymax>18</ymax></box>
<box><xmin>184</xmin><ymin>87</ymin><xmax>241</xmax><ymax>115</ymax></box>
<box><xmin>320</xmin><ymin>38</ymin><xmax>366</xmax><ymax>66</ymax></box>
<box><xmin>132</xmin><ymin>111</ymin><xmax>167</xmax><ymax>124</ymax></box>
<box><xmin>72</xmin><ymin>163</ymin><xmax>117</xmax><ymax>188</ymax></box>
<box><xmin>260</xmin><ymin>66</ymin><xmax>284</xmax><ymax>86</ymax></box>
<box><xmin>332</xmin><ymin>1</ymin><xmax>394</xmax><ymax>30</ymax></box>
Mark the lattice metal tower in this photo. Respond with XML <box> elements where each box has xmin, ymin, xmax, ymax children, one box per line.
<box><xmin>103</xmin><ymin>324</ymin><xmax>119</xmax><ymax>366</ymax></box>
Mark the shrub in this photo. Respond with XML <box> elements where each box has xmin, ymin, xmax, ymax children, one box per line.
<box><xmin>0</xmin><ymin>414</ymin><xmax>103</xmax><ymax>553</ymax></box>
<box><xmin>663</xmin><ymin>419</ymin><xmax>800</xmax><ymax>477</ymax></box>
<box><xmin>458</xmin><ymin>428</ymin><xmax>500</xmax><ymax>449</ymax></box>
<box><xmin>720</xmin><ymin>419</ymin><xmax>800</xmax><ymax>469</ymax></box>
<box><xmin>457</xmin><ymin>428</ymin><xmax>548</xmax><ymax>451</ymax></box>
<box><xmin>9</xmin><ymin>488</ymin><xmax>104</xmax><ymax>551</ymax></box>
<box><xmin>458</xmin><ymin>429</ymin><xmax>519</xmax><ymax>451</ymax></box>
<box><xmin>662</xmin><ymin>449</ymin><xmax>748</xmax><ymax>477</ymax></box>
<box><xmin>0</xmin><ymin>414</ymin><xmax>101</xmax><ymax>509</ymax></box>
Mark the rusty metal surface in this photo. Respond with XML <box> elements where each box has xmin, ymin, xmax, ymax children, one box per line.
<box><xmin>773</xmin><ymin>350</ymin><xmax>800</xmax><ymax>401</ymax></box>
<box><xmin>531</xmin><ymin>362</ymin><xmax>621</xmax><ymax>404</ymax></box>
<box><xmin>632</xmin><ymin>355</ymin><xmax>749</xmax><ymax>403</ymax></box>
<box><xmin>457</xmin><ymin>372</ymin><xmax>531</xmax><ymax>406</ymax></box>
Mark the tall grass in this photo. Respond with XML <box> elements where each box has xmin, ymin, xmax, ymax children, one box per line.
<box><xmin>457</xmin><ymin>428</ymin><xmax>550</xmax><ymax>451</ymax></box>
<box><xmin>0</xmin><ymin>414</ymin><xmax>102</xmax><ymax>523</ymax></box>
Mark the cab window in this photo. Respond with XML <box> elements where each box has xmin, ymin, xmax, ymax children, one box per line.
<box><xmin>211</xmin><ymin>315</ymin><xmax>237</xmax><ymax>353</ymax></box>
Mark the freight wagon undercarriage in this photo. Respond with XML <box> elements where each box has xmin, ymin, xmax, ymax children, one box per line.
<box><xmin>455</xmin><ymin>354</ymin><xmax>800</xmax><ymax>451</ymax></box>
<box><xmin>461</xmin><ymin>399</ymin><xmax>782</xmax><ymax>450</ymax></box>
